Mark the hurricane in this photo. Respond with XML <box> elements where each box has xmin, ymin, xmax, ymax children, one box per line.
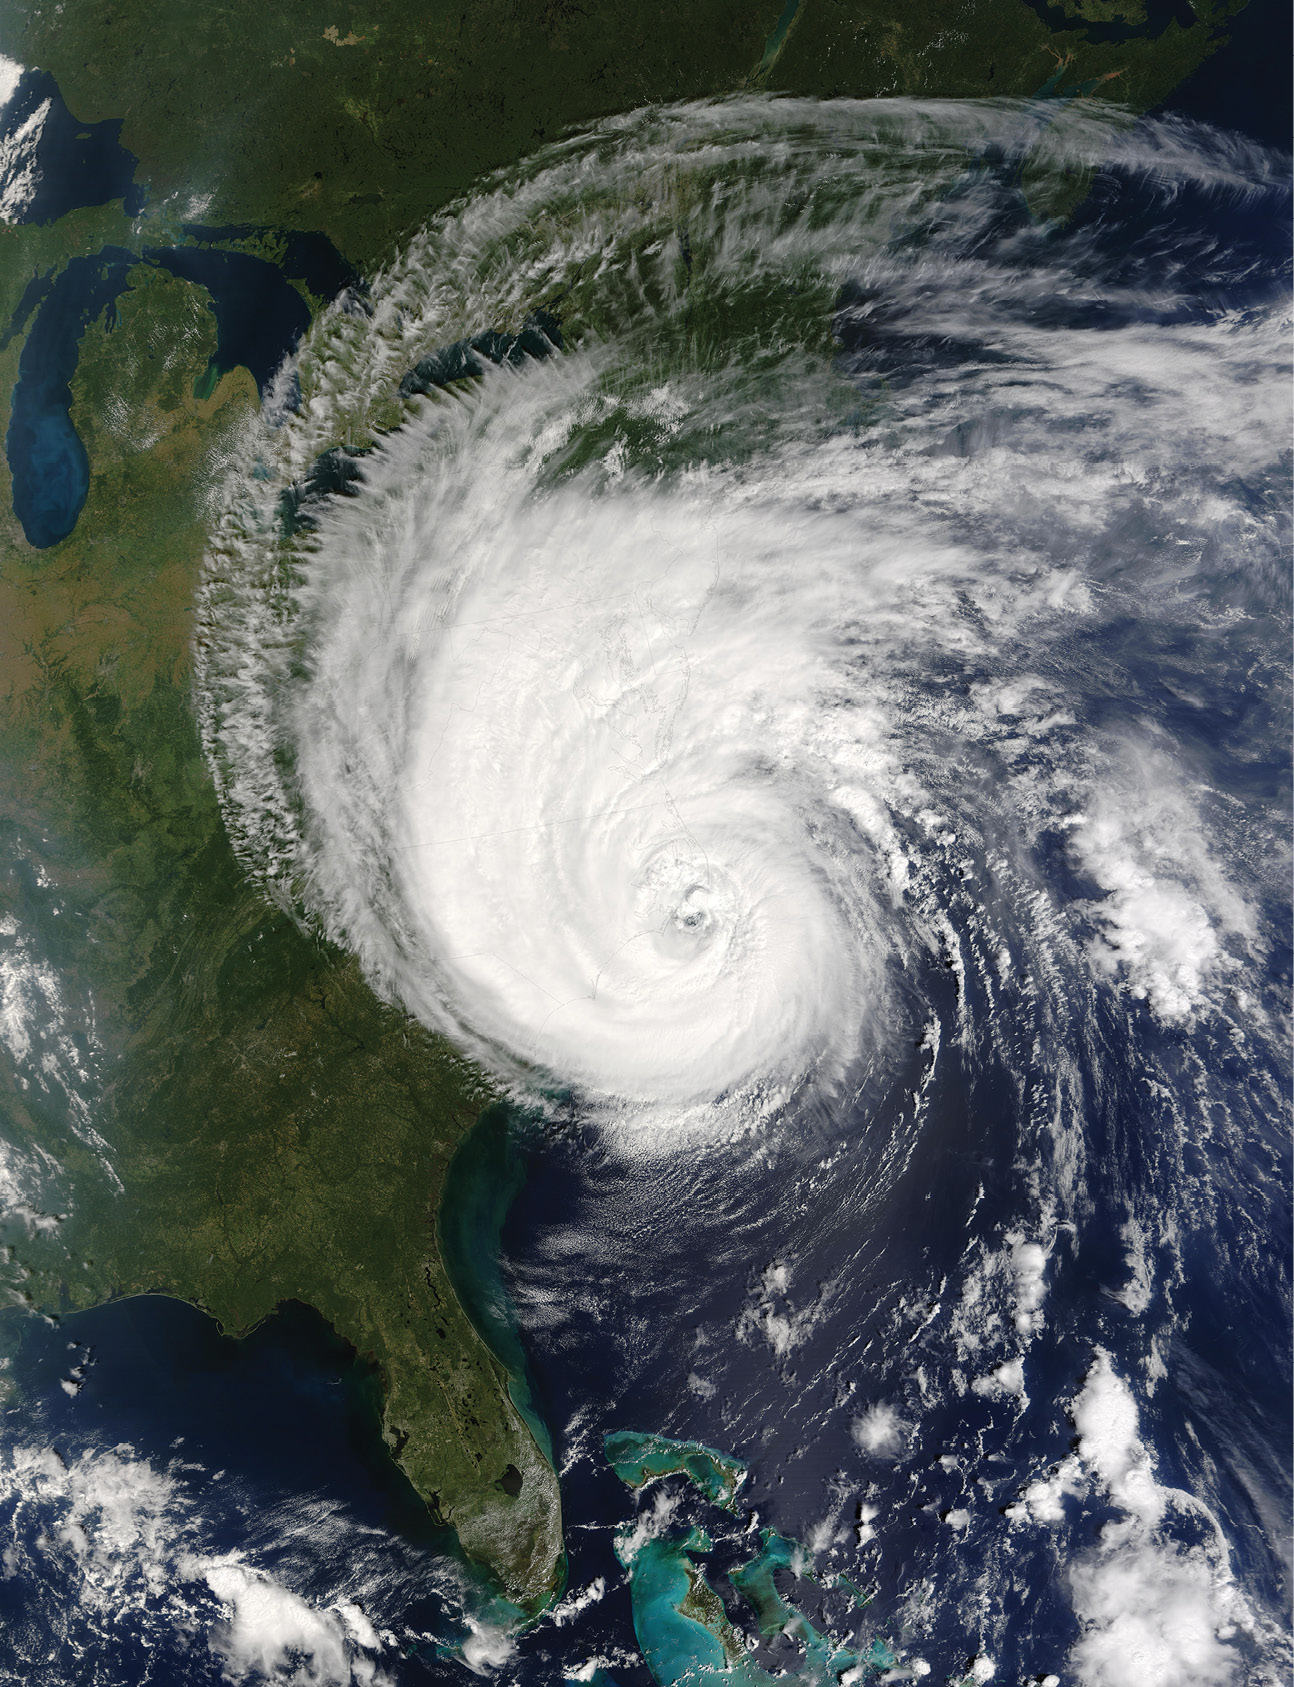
<box><xmin>193</xmin><ymin>96</ymin><xmax>1290</xmax><ymax>1680</ymax></box>
<box><xmin>198</xmin><ymin>97</ymin><xmax>1286</xmax><ymax>1112</ymax></box>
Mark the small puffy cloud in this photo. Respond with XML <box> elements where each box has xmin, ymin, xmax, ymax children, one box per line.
<box><xmin>852</xmin><ymin>1402</ymin><xmax>907</xmax><ymax>1457</ymax></box>
<box><xmin>1009</xmin><ymin>1239</ymin><xmax>1048</xmax><ymax>1334</ymax></box>
<box><xmin>548</xmin><ymin>1578</ymin><xmax>606</xmax><ymax>1628</ymax></box>
<box><xmin>971</xmin><ymin>1357</ymin><xmax>1025</xmax><ymax>1401</ymax></box>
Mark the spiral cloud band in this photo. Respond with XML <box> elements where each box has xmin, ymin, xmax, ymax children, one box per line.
<box><xmin>197</xmin><ymin>98</ymin><xmax>1288</xmax><ymax>1116</ymax></box>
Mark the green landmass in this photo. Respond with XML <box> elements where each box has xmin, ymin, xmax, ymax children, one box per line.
<box><xmin>0</xmin><ymin>267</ymin><xmax>559</xmax><ymax>1602</ymax></box>
<box><xmin>0</xmin><ymin>0</ymin><xmax>1251</xmax><ymax>1619</ymax></box>
<box><xmin>605</xmin><ymin>1429</ymin><xmax>749</xmax><ymax>1511</ymax></box>
<box><xmin>0</xmin><ymin>0</ymin><xmax>1250</xmax><ymax>268</ymax></box>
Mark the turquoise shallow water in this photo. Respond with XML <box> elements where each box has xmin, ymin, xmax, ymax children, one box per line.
<box><xmin>606</xmin><ymin>1433</ymin><xmax>897</xmax><ymax>1686</ymax></box>
<box><xmin>616</xmin><ymin>1528</ymin><xmax>731</xmax><ymax>1687</ymax></box>
<box><xmin>437</xmin><ymin>1105</ymin><xmax>554</xmax><ymax>1464</ymax></box>
<box><xmin>605</xmin><ymin>1431</ymin><xmax>747</xmax><ymax>1511</ymax></box>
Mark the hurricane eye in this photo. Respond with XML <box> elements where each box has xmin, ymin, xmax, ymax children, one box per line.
<box><xmin>196</xmin><ymin>98</ymin><xmax>1282</xmax><ymax>1126</ymax></box>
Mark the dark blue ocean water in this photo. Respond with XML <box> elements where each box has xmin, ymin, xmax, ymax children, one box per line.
<box><xmin>1156</xmin><ymin>0</ymin><xmax>1292</xmax><ymax>151</ymax></box>
<box><xmin>0</xmin><ymin>40</ymin><xmax>1288</xmax><ymax>1687</ymax></box>
<box><xmin>0</xmin><ymin>1297</ymin><xmax>480</xmax><ymax>1685</ymax></box>
<box><xmin>6</xmin><ymin>1295</ymin><xmax>445</xmax><ymax>1547</ymax></box>
<box><xmin>1022</xmin><ymin>0</ymin><xmax>1197</xmax><ymax>48</ymax></box>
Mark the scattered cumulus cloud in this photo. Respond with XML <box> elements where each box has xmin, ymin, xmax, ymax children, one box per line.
<box><xmin>1069</xmin><ymin>1540</ymin><xmax>1247</xmax><ymax>1687</ymax></box>
<box><xmin>0</xmin><ymin>1442</ymin><xmax>413</xmax><ymax>1684</ymax></box>
<box><xmin>547</xmin><ymin>1577</ymin><xmax>607</xmax><ymax>1628</ymax></box>
<box><xmin>737</xmin><ymin>1260</ymin><xmax>830</xmax><ymax>1361</ymax></box>
<box><xmin>459</xmin><ymin>1618</ymin><xmax>517</xmax><ymax>1676</ymax></box>
<box><xmin>1002</xmin><ymin>1353</ymin><xmax>1254</xmax><ymax>1687</ymax></box>
<box><xmin>194</xmin><ymin>1556</ymin><xmax>391</xmax><ymax>1686</ymax></box>
<box><xmin>0</xmin><ymin>912</ymin><xmax>117</xmax><ymax>1189</ymax></box>
<box><xmin>971</xmin><ymin>1356</ymin><xmax>1026</xmax><ymax>1401</ymax></box>
<box><xmin>852</xmin><ymin>1401</ymin><xmax>908</xmax><ymax>1458</ymax></box>
<box><xmin>1070</xmin><ymin>746</ymin><xmax>1256</xmax><ymax>1023</ymax></box>
<box><xmin>1009</xmin><ymin>1237</ymin><xmax>1048</xmax><ymax>1334</ymax></box>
